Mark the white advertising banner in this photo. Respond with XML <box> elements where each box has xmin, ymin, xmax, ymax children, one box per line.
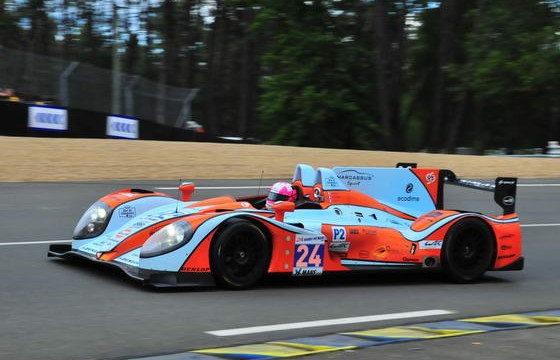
<box><xmin>28</xmin><ymin>106</ymin><xmax>68</xmax><ymax>131</ymax></box>
<box><xmin>106</xmin><ymin>116</ymin><xmax>139</xmax><ymax>139</ymax></box>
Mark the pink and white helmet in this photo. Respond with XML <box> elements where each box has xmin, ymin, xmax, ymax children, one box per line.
<box><xmin>266</xmin><ymin>181</ymin><xmax>297</xmax><ymax>209</ymax></box>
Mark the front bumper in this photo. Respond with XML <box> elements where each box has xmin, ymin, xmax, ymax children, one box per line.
<box><xmin>48</xmin><ymin>244</ymin><xmax>215</xmax><ymax>287</ymax></box>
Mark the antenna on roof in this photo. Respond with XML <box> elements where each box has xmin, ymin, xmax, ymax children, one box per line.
<box><xmin>258</xmin><ymin>170</ymin><xmax>264</xmax><ymax>195</ymax></box>
<box><xmin>175</xmin><ymin>179</ymin><xmax>181</xmax><ymax>213</ymax></box>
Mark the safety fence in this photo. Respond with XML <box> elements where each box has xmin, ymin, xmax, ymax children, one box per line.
<box><xmin>0</xmin><ymin>46</ymin><xmax>198</xmax><ymax>129</ymax></box>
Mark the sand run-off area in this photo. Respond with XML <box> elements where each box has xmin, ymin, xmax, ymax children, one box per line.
<box><xmin>1</xmin><ymin>136</ymin><xmax>559</xmax><ymax>182</ymax></box>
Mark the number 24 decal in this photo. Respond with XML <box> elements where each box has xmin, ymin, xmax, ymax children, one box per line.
<box><xmin>295</xmin><ymin>244</ymin><xmax>323</xmax><ymax>267</ymax></box>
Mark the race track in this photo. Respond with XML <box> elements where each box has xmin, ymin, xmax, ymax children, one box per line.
<box><xmin>1</xmin><ymin>179</ymin><xmax>559</xmax><ymax>360</ymax></box>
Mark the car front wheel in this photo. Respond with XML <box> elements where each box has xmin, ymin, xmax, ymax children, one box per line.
<box><xmin>211</xmin><ymin>220</ymin><xmax>271</xmax><ymax>289</ymax></box>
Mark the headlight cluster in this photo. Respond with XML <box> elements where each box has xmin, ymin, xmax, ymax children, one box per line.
<box><xmin>140</xmin><ymin>220</ymin><xmax>193</xmax><ymax>258</ymax></box>
<box><xmin>73</xmin><ymin>201</ymin><xmax>112</xmax><ymax>239</ymax></box>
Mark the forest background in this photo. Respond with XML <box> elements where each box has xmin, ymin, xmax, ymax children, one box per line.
<box><xmin>1</xmin><ymin>0</ymin><xmax>559</xmax><ymax>152</ymax></box>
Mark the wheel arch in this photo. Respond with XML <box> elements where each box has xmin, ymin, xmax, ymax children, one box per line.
<box><xmin>208</xmin><ymin>215</ymin><xmax>273</xmax><ymax>271</ymax></box>
<box><xmin>441</xmin><ymin>215</ymin><xmax>497</xmax><ymax>282</ymax></box>
<box><xmin>445</xmin><ymin>215</ymin><xmax>498</xmax><ymax>262</ymax></box>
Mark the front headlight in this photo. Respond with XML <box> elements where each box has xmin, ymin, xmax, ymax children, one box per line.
<box><xmin>73</xmin><ymin>201</ymin><xmax>112</xmax><ymax>239</ymax></box>
<box><xmin>140</xmin><ymin>220</ymin><xmax>193</xmax><ymax>258</ymax></box>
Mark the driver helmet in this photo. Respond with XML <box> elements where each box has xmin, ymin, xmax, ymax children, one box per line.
<box><xmin>266</xmin><ymin>181</ymin><xmax>297</xmax><ymax>209</ymax></box>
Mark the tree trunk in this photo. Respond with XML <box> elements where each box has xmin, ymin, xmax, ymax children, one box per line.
<box><xmin>205</xmin><ymin>0</ymin><xmax>226</xmax><ymax>135</ymax></box>
<box><xmin>373</xmin><ymin>0</ymin><xmax>405</xmax><ymax>150</ymax></box>
<box><xmin>429</xmin><ymin>0</ymin><xmax>462</xmax><ymax>151</ymax></box>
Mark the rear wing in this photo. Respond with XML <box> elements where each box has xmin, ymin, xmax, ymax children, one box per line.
<box><xmin>398</xmin><ymin>163</ymin><xmax>518</xmax><ymax>216</ymax></box>
<box><xmin>441</xmin><ymin>170</ymin><xmax>517</xmax><ymax>215</ymax></box>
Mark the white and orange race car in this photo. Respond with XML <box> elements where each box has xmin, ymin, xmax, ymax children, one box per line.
<box><xmin>48</xmin><ymin>163</ymin><xmax>523</xmax><ymax>289</ymax></box>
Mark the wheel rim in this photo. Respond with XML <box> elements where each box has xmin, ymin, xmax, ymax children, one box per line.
<box><xmin>221</xmin><ymin>230</ymin><xmax>263</xmax><ymax>280</ymax></box>
<box><xmin>450</xmin><ymin>227</ymin><xmax>490</xmax><ymax>271</ymax></box>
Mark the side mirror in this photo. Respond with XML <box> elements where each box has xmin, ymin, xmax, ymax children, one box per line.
<box><xmin>179</xmin><ymin>182</ymin><xmax>195</xmax><ymax>201</ymax></box>
<box><xmin>271</xmin><ymin>201</ymin><xmax>295</xmax><ymax>222</ymax></box>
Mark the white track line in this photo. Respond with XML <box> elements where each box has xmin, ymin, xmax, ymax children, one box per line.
<box><xmin>0</xmin><ymin>240</ymin><xmax>71</xmax><ymax>246</ymax></box>
<box><xmin>518</xmin><ymin>184</ymin><xmax>560</xmax><ymax>187</ymax></box>
<box><xmin>521</xmin><ymin>224</ymin><xmax>560</xmax><ymax>228</ymax></box>
<box><xmin>206</xmin><ymin>309</ymin><xmax>456</xmax><ymax>337</ymax></box>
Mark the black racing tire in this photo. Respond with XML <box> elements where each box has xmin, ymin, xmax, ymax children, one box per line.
<box><xmin>210</xmin><ymin>220</ymin><xmax>271</xmax><ymax>289</ymax></box>
<box><xmin>441</xmin><ymin>218</ymin><xmax>495</xmax><ymax>283</ymax></box>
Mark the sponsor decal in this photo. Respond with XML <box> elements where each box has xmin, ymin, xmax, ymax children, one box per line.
<box><xmin>334</xmin><ymin>208</ymin><xmax>343</xmax><ymax>215</ymax></box>
<box><xmin>397</xmin><ymin>183</ymin><xmax>420</xmax><ymax>201</ymax></box>
<box><xmin>419</xmin><ymin>240</ymin><xmax>443</xmax><ymax>250</ymax></box>
<box><xmin>426</xmin><ymin>172</ymin><xmax>437</xmax><ymax>185</ymax></box>
<box><xmin>114</xmin><ymin>228</ymin><xmax>134</xmax><ymax>240</ymax></box>
<box><xmin>114</xmin><ymin>248</ymin><xmax>141</xmax><ymax>267</ymax></box>
<box><xmin>325</xmin><ymin>176</ymin><xmax>338</xmax><ymax>188</ymax></box>
<box><xmin>502</xmin><ymin>196</ymin><xmax>515</xmax><ymax>206</ymax></box>
<box><xmin>498</xmin><ymin>179</ymin><xmax>516</xmax><ymax>185</ymax></box>
<box><xmin>498</xmin><ymin>254</ymin><xmax>516</xmax><ymax>260</ymax></box>
<box><xmin>337</xmin><ymin>169</ymin><xmax>374</xmax><ymax>186</ymax></box>
<box><xmin>79</xmin><ymin>236</ymin><xmax>122</xmax><ymax>255</ymax></box>
<box><xmin>293</xmin><ymin>234</ymin><xmax>324</xmax><ymax>276</ymax></box>
<box><xmin>332</xmin><ymin>226</ymin><xmax>346</xmax><ymax>241</ymax></box>
<box><xmin>501</xmin><ymin>245</ymin><xmax>513</xmax><ymax>251</ymax></box>
<box><xmin>359</xmin><ymin>250</ymin><xmax>369</xmax><ymax>259</ymax></box>
<box><xmin>106</xmin><ymin>115</ymin><xmax>139</xmax><ymax>139</ymax></box>
<box><xmin>425</xmin><ymin>211</ymin><xmax>444</xmax><ymax>218</ymax></box>
<box><xmin>397</xmin><ymin>195</ymin><xmax>420</xmax><ymax>202</ymax></box>
<box><xmin>402</xmin><ymin>257</ymin><xmax>420</xmax><ymax>262</ymax></box>
<box><xmin>362</xmin><ymin>229</ymin><xmax>377</xmax><ymax>236</ymax></box>
<box><xmin>500</xmin><ymin>233</ymin><xmax>515</xmax><ymax>239</ymax></box>
<box><xmin>295</xmin><ymin>234</ymin><xmax>325</xmax><ymax>243</ymax></box>
<box><xmin>28</xmin><ymin>106</ymin><xmax>68</xmax><ymax>131</ymax></box>
<box><xmin>115</xmin><ymin>255</ymin><xmax>139</xmax><ymax>267</ymax></box>
<box><xmin>328</xmin><ymin>242</ymin><xmax>350</xmax><ymax>253</ymax></box>
<box><xmin>119</xmin><ymin>206</ymin><xmax>136</xmax><ymax>218</ymax></box>
<box><xmin>410</xmin><ymin>243</ymin><xmax>417</xmax><ymax>255</ymax></box>
<box><xmin>406</xmin><ymin>183</ymin><xmax>414</xmax><ymax>193</ymax></box>
<box><xmin>293</xmin><ymin>268</ymin><xmax>322</xmax><ymax>276</ymax></box>
<box><xmin>349</xmin><ymin>228</ymin><xmax>359</xmax><ymax>235</ymax></box>
<box><xmin>183</xmin><ymin>267</ymin><xmax>211</xmax><ymax>272</ymax></box>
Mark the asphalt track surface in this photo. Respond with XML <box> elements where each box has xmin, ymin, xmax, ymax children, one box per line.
<box><xmin>1</xmin><ymin>179</ymin><xmax>560</xmax><ymax>360</ymax></box>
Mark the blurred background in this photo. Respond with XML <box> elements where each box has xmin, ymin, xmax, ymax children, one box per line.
<box><xmin>0</xmin><ymin>0</ymin><xmax>559</xmax><ymax>153</ymax></box>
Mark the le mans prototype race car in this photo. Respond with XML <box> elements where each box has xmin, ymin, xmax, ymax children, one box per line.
<box><xmin>48</xmin><ymin>163</ymin><xmax>523</xmax><ymax>289</ymax></box>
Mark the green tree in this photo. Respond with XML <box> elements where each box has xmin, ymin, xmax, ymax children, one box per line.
<box><xmin>0</xmin><ymin>0</ymin><xmax>22</xmax><ymax>49</ymax></box>
<box><xmin>21</xmin><ymin>0</ymin><xmax>56</xmax><ymax>54</ymax></box>
<box><xmin>76</xmin><ymin>1</ymin><xmax>110</xmax><ymax>67</ymax></box>
<box><xmin>448</xmin><ymin>0</ymin><xmax>560</xmax><ymax>150</ymax></box>
<box><xmin>256</xmin><ymin>0</ymin><xmax>379</xmax><ymax>149</ymax></box>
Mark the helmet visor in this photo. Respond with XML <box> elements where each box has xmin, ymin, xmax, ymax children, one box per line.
<box><xmin>267</xmin><ymin>192</ymin><xmax>290</xmax><ymax>202</ymax></box>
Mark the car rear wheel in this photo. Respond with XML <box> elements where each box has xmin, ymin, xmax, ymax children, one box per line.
<box><xmin>442</xmin><ymin>218</ymin><xmax>494</xmax><ymax>283</ymax></box>
<box><xmin>211</xmin><ymin>220</ymin><xmax>271</xmax><ymax>289</ymax></box>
